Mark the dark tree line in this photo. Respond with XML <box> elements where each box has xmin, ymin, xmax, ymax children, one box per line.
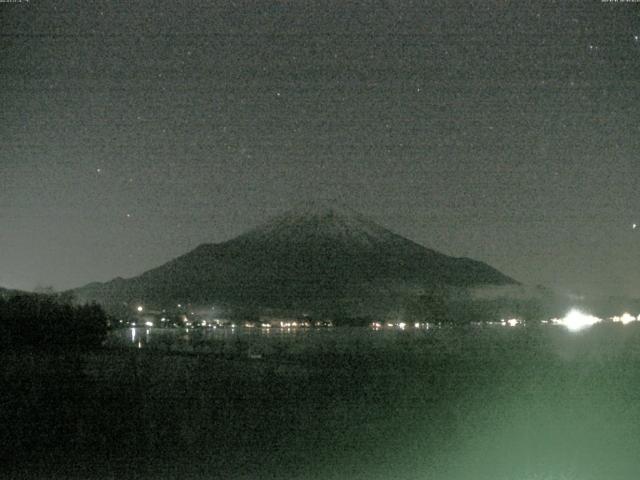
<box><xmin>0</xmin><ymin>293</ymin><xmax>108</xmax><ymax>350</ymax></box>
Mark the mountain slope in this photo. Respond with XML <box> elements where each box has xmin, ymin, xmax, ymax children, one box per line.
<box><xmin>75</xmin><ymin>204</ymin><xmax>516</xmax><ymax>313</ymax></box>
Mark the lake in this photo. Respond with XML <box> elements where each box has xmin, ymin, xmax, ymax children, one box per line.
<box><xmin>107</xmin><ymin>324</ymin><xmax>436</xmax><ymax>352</ymax></box>
<box><xmin>5</xmin><ymin>323</ymin><xmax>640</xmax><ymax>480</ymax></box>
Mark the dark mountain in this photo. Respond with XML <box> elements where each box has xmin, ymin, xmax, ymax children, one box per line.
<box><xmin>74</xmin><ymin>203</ymin><xmax>516</xmax><ymax>316</ymax></box>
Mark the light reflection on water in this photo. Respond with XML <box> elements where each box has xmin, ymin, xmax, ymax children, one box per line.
<box><xmin>108</xmin><ymin>325</ymin><xmax>430</xmax><ymax>350</ymax></box>
<box><xmin>94</xmin><ymin>323</ymin><xmax>640</xmax><ymax>479</ymax></box>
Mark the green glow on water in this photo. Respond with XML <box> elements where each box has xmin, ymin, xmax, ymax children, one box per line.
<box><xmin>6</xmin><ymin>324</ymin><xmax>640</xmax><ymax>479</ymax></box>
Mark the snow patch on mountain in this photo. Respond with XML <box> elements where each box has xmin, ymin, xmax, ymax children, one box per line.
<box><xmin>238</xmin><ymin>202</ymin><xmax>406</xmax><ymax>249</ymax></box>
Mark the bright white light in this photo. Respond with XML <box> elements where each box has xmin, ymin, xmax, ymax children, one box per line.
<box><xmin>558</xmin><ymin>309</ymin><xmax>602</xmax><ymax>332</ymax></box>
<box><xmin>131</xmin><ymin>328</ymin><xmax>136</xmax><ymax>342</ymax></box>
<box><xmin>612</xmin><ymin>313</ymin><xmax>636</xmax><ymax>325</ymax></box>
<box><xmin>398</xmin><ymin>322</ymin><xmax>406</xmax><ymax>330</ymax></box>
<box><xmin>414</xmin><ymin>322</ymin><xmax>420</xmax><ymax>329</ymax></box>
<box><xmin>136</xmin><ymin>306</ymin><xmax>143</xmax><ymax>312</ymax></box>
<box><xmin>504</xmin><ymin>318</ymin><xmax>519</xmax><ymax>327</ymax></box>
<box><xmin>145</xmin><ymin>321</ymin><xmax>153</xmax><ymax>327</ymax></box>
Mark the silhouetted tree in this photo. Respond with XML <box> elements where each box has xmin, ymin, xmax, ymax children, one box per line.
<box><xmin>0</xmin><ymin>293</ymin><xmax>108</xmax><ymax>350</ymax></box>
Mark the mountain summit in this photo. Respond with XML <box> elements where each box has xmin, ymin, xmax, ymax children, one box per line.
<box><xmin>75</xmin><ymin>204</ymin><xmax>516</xmax><ymax>316</ymax></box>
<box><xmin>235</xmin><ymin>202</ymin><xmax>410</xmax><ymax>250</ymax></box>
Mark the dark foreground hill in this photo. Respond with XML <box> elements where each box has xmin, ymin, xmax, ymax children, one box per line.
<box><xmin>0</xmin><ymin>286</ymin><xmax>26</xmax><ymax>298</ymax></box>
<box><xmin>74</xmin><ymin>204</ymin><xmax>516</xmax><ymax>316</ymax></box>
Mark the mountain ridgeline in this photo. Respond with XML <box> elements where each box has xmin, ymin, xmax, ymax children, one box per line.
<box><xmin>75</xmin><ymin>205</ymin><xmax>516</xmax><ymax>319</ymax></box>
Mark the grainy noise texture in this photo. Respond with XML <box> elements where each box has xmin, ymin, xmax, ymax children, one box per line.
<box><xmin>1</xmin><ymin>0</ymin><xmax>639</xmax><ymax>296</ymax></box>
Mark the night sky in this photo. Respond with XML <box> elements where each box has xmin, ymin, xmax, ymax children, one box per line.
<box><xmin>2</xmin><ymin>1</ymin><xmax>639</xmax><ymax>297</ymax></box>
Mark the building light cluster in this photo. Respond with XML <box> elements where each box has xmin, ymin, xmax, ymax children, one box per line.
<box><xmin>371</xmin><ymin>321</ymin><xmax>432</xmax><ymax>330</ymax></box>
<box><xmin>502</xmin><ymin>318</ymin><xmax>520</xmax><ymax>327</ymax></box>
<box><xmin>610</xmin><ymin>313</ymin><xmax>639</xmax><ymax>325</ymax></box>
<box><xmin>550</xmin><ymin>310</ymin><xmax>640</xmax><ymax>332</ymax></box>
<box><xmin>550</xmin><ymin>309</ymin><xmax>602</xmax><ymax>332</ymax></box>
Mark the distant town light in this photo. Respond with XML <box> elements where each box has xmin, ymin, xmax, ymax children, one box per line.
<box><xmin>611</xmin><ymin>313</ymin><xmax>636</xmax><ymax>325</ymax></box>
<box><xmin>557</xmin><ymin>309</ymin><xmax>602</xmax><ymax>332</ymax></box>
<box><xmin>136</xmin><ymin>305</ymin><xmax>143</xmax><ymax>312</ymax></box>
<box><xmin>145</xmin><ymin>321</ymin><xmax>154</xmax><ymax>327</ymax></box>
